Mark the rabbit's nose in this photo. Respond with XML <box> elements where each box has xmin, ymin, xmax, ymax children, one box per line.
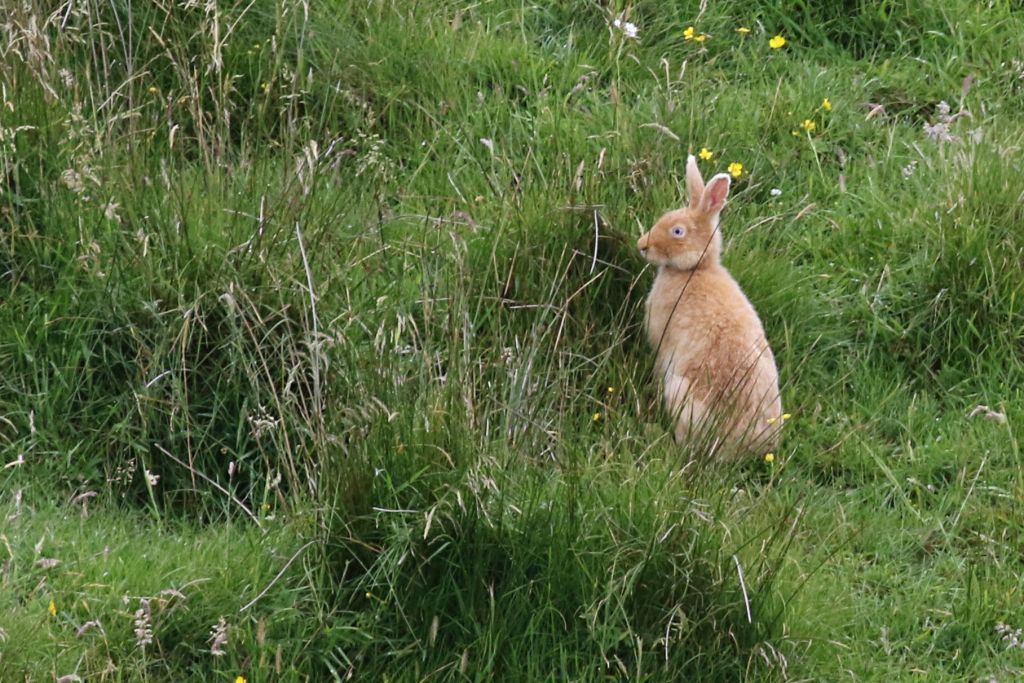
<box><xmin>637</xmin><ymin>234</ymin><xmax>648</xmax><ymax>254</ymax></box>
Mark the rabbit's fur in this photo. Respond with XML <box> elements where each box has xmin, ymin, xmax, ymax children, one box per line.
<box><xmin>637</xmin><ymin>155</ymin><xmax>781</xmax><ymax>457</ymax></box>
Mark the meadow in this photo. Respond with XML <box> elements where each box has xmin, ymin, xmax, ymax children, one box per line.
<box><xmin>1</xmin><ymin>1</ymin><xmax>1023</xmax><ymax>680</ymax></box>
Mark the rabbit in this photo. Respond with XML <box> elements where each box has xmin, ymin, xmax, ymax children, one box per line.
<box><xmin>636</xmin><ymin>155</ymin><xmax>782</xmax><ymax>457</ymax></box>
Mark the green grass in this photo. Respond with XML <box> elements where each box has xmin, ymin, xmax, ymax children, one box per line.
<box><xmin>0</xmin><ymin>499</ymin><xmax>319</xmax><ymax>680</ymax></box>
<box><xmin>2</xmin><ymin>0</ymin><xmax>1024</xmax><ymax>680</ymax></box>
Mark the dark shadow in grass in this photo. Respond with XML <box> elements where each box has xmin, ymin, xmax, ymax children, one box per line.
<box><xmin>321</xmin><ymin>446</ymin><xmax>802</xmax><ymax>681</ymax></box>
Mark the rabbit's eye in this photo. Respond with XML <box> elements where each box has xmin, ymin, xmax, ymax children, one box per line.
<box><xmin>671</xmin><ymin>225</ymin><xmax>686</xmax><ymax>238</ymax></box>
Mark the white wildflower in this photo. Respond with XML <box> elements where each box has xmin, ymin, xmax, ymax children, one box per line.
<box><xmin>923</xmin><ymin>99</ymin><xmax>975</xmax><ymax>144</ymax></box>
<box><xmin>145</xmin><ymin>470</ymin><xmax>160</xmax><ymax>487</ymax></box>
<box><xmin>102</xmin><ymin>200</ymin><xmax>121</xmax><ymax>222</ymax></box>
<box><xmin>247</xmin><ymin>407</ymin><xmax>280</xmax><ymax>439</ymax></box>
<box><xmin>209</xmin><ymin>617</ymin><xmax>229</xmax><ymax>656</ymax></box>
<box><xmin>133</xmin><ymin>599</ymin><xmax>153</xmax><ymax>649</ymax></box>
<box><xmin>996</xmin><ymin>622</ymin><xmax>1024</xmax><ymax>650</ymax></box>
<box><xmin>923</xmin><ymin>121</ymin><xmax>957</xmax><ymax>143</ymax></box>
<box><xmin>61</xmin><ymin>169</ymin><xmax>85</xmax><ymax>194</ymax></box>
<box><xmin>769</xmin><ymin>188</ymin><xmax>783</xmax><ymax>197</ymax></box>
<box><xmin>613</xmin><ymin>17</ymin><xmax>639</xmax><ymax>39</ymax></box>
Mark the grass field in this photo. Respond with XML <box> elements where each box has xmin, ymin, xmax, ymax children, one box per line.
<box><xmin>2</xmin><ymin>1</ymin><xmax>1024</xmax><ymax>680</ymax></box>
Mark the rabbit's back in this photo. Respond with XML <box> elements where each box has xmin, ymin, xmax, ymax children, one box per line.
<box><xmin>645</xmin><ymin>265</ymin><xmax>781</xmax><ymax>455</ymax></box>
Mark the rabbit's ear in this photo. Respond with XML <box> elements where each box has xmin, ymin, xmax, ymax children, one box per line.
<box><xmin>686</xmin><ymin>155</ymin><xmax>705</xmax><ymax>208</ymax></box>
<box><xmin>700</xmin><ymin>173</ymin><xmax>731</xmax><ymax>217</ymax></box>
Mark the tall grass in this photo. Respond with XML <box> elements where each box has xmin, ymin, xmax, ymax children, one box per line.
<box><xmin>2</xmin><ymin>0</ymin><xmax>1023</xmax><ymax>680</ymax></box>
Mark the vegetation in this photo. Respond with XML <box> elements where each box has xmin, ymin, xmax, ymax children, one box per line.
<box><xmin>2</xmin><ymin>1</ymin><xmax>1022</xmax><ymax>680</ymax></box>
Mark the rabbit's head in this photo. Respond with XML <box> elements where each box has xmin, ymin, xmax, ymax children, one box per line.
<box><xmin>637</xmin><ymin>155</ymin><xmax>731</xmax><ymax>271</ymax></box>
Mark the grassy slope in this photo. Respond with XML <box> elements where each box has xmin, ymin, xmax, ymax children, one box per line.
<box><xmin>2</xmin><ymin>0</ymin><xmax>1023</xmax><ymax>680</ymax></box>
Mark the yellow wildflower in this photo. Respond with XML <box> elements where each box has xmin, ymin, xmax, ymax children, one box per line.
<box><xmin>737</xmin><ymin>27</ymin><xmax>751</xmax><ymax>34</ymax></box>
<box><xmin>782</xmin><ymin>413</ymin><xmax>792</xmax><ymax>421</ymax></box>
<box><xmin>147</xmin><ymin>86</ymin><xmax>158</xmax><ymax>94</ymax></box>
<box><xmin>769</xmin><ymin>35</ymin><xmax>787</xmax><ymax>49</ymax></box>
<box><xmin>727</xmin><ymin>162</ymin><xmax>743</xmax><ymax>178</ymax></box>
<box><xmin>801</xmin><ymin>119</ymin><xmax>816</xmax><ymax>132</ymax></box>
<box><xmin>764</xmin><ymin>453</ymin><xmax>775</xmax><ymax>464</ymax></box>
<box><xmin>683</xmin><ymin>26</ymin><xmax>695</xmax><ymax>40</ymax></box>
<box><xmin>236</xmin><ymin>677</ymin><xmax>248</xmax><ymax>683</ymax></box>
<box><xmin>822</xmin><ymin>98</ymin><xmax>832</xmax><ymax>111</ymax></box>
<box><xmin>592</xmin><ymin>412</ymin><xmax>602</xmax><ymax>422</ymax></box>
<box><xmin>48</xmin><ymin>599</ymin><xmax>57</xmax><ymax>617</ymax></box>
<box><xmin>698</xmin><ymin>147</ymin><xmax>713</xmax><ymax>161</ymax></box>
<box><xmin>694</xmin><ymin>33</ymin><xmax>707</xmax><ymax>42</ymax></box>
<box><xmin>606</xmin><ymin>386</ymin><xmax>615</xmax><ymax>394</ymax></box>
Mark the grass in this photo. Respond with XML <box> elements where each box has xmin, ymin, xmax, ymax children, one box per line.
<box><xmin>2</xmin><ymin>0</ymin><xmax>1024</xmax><ymax>680</ymax></box>
<box><xmin>0</xmin><ymin>499</ymin><xmax>319</xmax><ymax>679</ymax></box>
